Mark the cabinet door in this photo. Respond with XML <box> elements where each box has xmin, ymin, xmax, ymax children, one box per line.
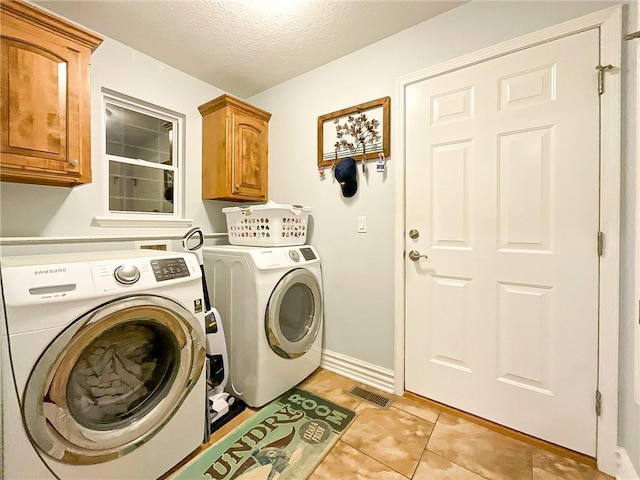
<box><xmin>231</xmin><ymin>110</ymin><xmax>268</xmax><ymax>200</ymax></box>
<box><xmin>0</xmin><ymin>17</ymin><xmax>90</xmax><ymax>186</ymax></box>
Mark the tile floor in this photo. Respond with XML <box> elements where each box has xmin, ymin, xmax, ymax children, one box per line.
<box><xmin>168</xmin><ymin>368</ymin><xmax>613</xmax><ymax>480</ymax></box>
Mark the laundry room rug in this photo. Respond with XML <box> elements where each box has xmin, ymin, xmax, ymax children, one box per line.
<box><xmin>170</xmin><ymin>387</ymin><xmax>356</xmax><ymax>480</ymax></box>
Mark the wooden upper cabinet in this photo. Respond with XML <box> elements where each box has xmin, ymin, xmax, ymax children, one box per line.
<box><xmin>199</xmin><ymin>94</ymin><xmax>271</xmax><ymax>202</ymax></box>
<box><xmin>0</xmin><ymin>0</ymin><xmax>102</xmax><ymax>187</ymax></box>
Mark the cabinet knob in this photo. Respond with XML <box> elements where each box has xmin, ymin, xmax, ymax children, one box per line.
<box><xmin>70</xmin><ymin>159</ymin><xmax>79</xmax><ymax>166</ymax></box>
<box><xmin>235</xmin><ymin>184</ymin><xmax>240</xmax><ymax>189</ymax></box>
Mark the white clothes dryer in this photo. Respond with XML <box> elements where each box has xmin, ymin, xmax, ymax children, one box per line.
<box><xmin>202</xmin><ymin>245</ymin><xmax>323</xmax><ymax>408</ymax></box>
<box><xmin>0</xmin><ymin>250</ymin><xmax>207</xmax><ymax>480</ymax></box>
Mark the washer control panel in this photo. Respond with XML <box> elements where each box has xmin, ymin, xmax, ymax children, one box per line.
<box><xmin>114</xmin><ymin>264</ymin><xmax>141</xmax><ymax>284</ymax></box>
<box><xmin>150</xmin><ymin>257</ymin><xmax>191</xmax><ymax>282</ymax></box>
<box><xmin>0</xmin><ymin>251</ymin><xmax>201</xmax><ymax>310</ymax></box>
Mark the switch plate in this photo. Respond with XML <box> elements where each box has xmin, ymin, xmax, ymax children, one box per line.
<box><xmin>358</xmin><ymin>216</ymin><xmax>367</xmax><ymax>233</ymax></box>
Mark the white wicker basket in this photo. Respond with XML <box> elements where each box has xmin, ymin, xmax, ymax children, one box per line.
<box><xmin>223</xmin><ymin>202</ymin><xmax>311</xmax><ymax>246</ymax></box>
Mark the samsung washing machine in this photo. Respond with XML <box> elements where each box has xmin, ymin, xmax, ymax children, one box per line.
<box><xmin>203</xmin><ymin>245</ymin><xmax>323</xmax><ymax>407</ymax></box>
<box><xmin>0</xmin><ymin>250</ymin><xmax>207</xmax><ymax>479</ymax></box>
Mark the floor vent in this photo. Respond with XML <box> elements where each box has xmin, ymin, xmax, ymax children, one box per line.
<box><xmin>349</xmin><ymin>386</ymin><xmax>392</xmax><ymax>409</ymax></box>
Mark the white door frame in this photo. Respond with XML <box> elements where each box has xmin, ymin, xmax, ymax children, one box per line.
<box><xmin>393</xmin><ymin>7</ymin><xmax>621</xmax><ymax>475</ymax></box>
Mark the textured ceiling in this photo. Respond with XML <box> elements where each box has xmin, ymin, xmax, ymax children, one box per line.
<box><xmin>35</xmin><ymin>0</ymin><xmax>467</xmax><ymax>98</ymax></box>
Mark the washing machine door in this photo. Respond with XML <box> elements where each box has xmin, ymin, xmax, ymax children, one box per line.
<box><xmin>265</xmin><ymin>268</ymin><xmax>322</xmax><ymax>359</ymax></box>
<box><xmin>22</xmin><ymin>295</ymin><xmax>205</xmax><ymax>465</ymax></box>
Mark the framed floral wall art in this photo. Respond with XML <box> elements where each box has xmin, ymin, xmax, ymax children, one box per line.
<box><xmin>317</xmin><ymin>96</ymin><xmax>390</xmax><ymax>168</ymax></box>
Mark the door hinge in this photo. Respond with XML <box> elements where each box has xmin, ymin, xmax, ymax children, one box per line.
<box><xmin>597</xmin><ymin>231</ymin><xmax>604</xmax><ymax>256</ymax></box>
<box><xmin>596</xmin><ymin>64</ymin><xmax>614</xmax><ymax>95</ymax></box>
<box><xmin>596</xmin><ymin>390</ymin><xmax>602</xmax><ymax>416</ymax></box>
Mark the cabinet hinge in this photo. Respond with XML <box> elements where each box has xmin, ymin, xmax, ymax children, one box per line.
<box><xmin>596</xmin><ymin>390</ymin><xmax>602</xmax><ymax>416</ymax></box>
<box><xmin>597</xmin><ymin>232</ymin><xmax>604</xmax><ymax>256</ymax></box>
<box><xmin>596</xmin><ymin>64</ymin><xmax>614</xmax><ymax>95</ymax></box>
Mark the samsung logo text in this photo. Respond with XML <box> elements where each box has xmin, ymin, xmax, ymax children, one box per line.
<box><xmin>34</xmin><ymin>268</ymin><xmax>67</xmax><ymax>275</ymax></box>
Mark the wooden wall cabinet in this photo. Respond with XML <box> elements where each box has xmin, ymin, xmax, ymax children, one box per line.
<box><xmin>199</xmin><ymin>94</ymin><xmax>271</xmax><ymax>201</ymax></box>
<box><xmin>0</xmin><ymin>0</ymin><xmax>102</xmax><ymax>187</ymax></box>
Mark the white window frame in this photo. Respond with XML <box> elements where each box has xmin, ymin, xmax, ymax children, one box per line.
<box><xmin>93</xmin><ymin>89</ymin><xmax>192</xmax><ymax>228</ymax></box>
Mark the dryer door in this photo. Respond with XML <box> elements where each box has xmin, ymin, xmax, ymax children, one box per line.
<box><xmin>22</xmin><ymin>295</ymin><xmax>205</xmax><ymax>465</ymax></box>
<box><xmin>265</xmin><ymin>268</ymin><xmax>322</xmax><ymax>359</ymax></box>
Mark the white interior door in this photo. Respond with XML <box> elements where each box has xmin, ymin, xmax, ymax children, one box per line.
<box><xmin>405</xmin><ymin>28</ymin><xmax>600</xmax><ymax>455</ymax></box>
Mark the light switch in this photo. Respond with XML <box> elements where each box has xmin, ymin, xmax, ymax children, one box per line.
<box><xmin>358</xmin><ymin>216</ymin><xmax>367</xmax><ymax>233</ymax></box>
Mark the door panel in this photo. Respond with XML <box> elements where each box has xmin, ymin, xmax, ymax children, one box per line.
<box><xmin>1</xmin><ymin>39</ymin><xmax>74</xmax><ymax>168</ymax></box>
<box><xmin>232</xmin><ymin>111</ymin><xmax>267</xmax><ymax>199</ymax></box>
<box><xmin>405</xmin><ymin>29</ymin><xmax>600</xmax><ymax>455</ymax></box>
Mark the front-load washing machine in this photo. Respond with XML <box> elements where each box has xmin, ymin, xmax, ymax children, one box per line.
<box><xmin>203</xmin><ymin>245</ymin><xmax>323</xmax><ymax>407</ymax></box>
<box><xmin>0</xmin><ymin>250</ymin><xmax>207</xmax><ymax>479</ymax></box>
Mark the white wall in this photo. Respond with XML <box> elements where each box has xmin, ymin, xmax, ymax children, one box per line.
<box><xmin>250</xmin><ymin>0</ymin><xmax>638</xmax><ymax>471</ymax></box>
<box><xmin>0</xmin><ymin>35</ymin><xmax>234</xmax><ymax>239</ymax></box>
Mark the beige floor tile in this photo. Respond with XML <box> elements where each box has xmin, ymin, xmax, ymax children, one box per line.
<box><xmin>532</xmin><ymin>449</ymin><xmax>613</xmax><ymax>480</ymax></box>
<box><xmin>392</xmin><ymin>395</ymin><xmax>441</xmax><ymax>424</ymax></box>
<box><xmin>427</xmin><ymin>413</ymin><xmax>533</xmax><ymax>480</ymax></box>
<box><xmin>413</xmin><ymin>451</ymin><xmax>486</xmax><ymax>480</ymax></box>
<box><xmin>341</xmin><ymin>403</ymin><xmax>434</xmax><ymax>477</ymax></box>
<box><xmin>308</xmin><ymin>441</ymin><xmax>407</xmax><ymax>480</ymax></box>
<box><xmin>533</xmin><ymin>467</ymin><xmax>564</xmax><ymax>479</ymax></box>
<box><xmin>300</xmin><ymin>369</ymin><xmax>362</xmax><ymax>410</ymax></box>
<box><xmin>350</xmin><ymin>383</ymin><xmax>441</xmax><ymax>424</ymax></box>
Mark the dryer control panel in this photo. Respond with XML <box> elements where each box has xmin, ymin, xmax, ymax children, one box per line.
<box><xmin>249</xmin><ymin>245</ymin><xmax>320</xmax><ymax>270</ymax></box>
<box><xmin>299</xmin><ymin>247</ymin><xmax>316</xmax><ymax>261</ymax></box>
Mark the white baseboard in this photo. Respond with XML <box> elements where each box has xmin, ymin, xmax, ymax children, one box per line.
<box><xmin>617</xmin><ymin>447</ymin><xmax>640</xmax><ymax>480</ymax></box>
<box><xmin>320</xmin><ymin>349</ymin><xmax>395</xmax><ymax>393</ymax></box>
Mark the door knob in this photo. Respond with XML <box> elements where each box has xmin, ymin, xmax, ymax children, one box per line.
<box><xmin>408</xmin><ymin>250</ymin><xmax>428</xmax><ymax>261</ymax></box>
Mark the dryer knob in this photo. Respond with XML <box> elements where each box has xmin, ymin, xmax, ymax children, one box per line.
<box><xmin>114</xmin><ymin>264</ymin><xmax>140</xmax><ymax>285</ymax></box>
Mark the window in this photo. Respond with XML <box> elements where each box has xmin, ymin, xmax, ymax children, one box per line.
<box><xmin>98</xmin><ymin>90</ymin><xmax>188</xmax><ymax>226</ymax></box>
